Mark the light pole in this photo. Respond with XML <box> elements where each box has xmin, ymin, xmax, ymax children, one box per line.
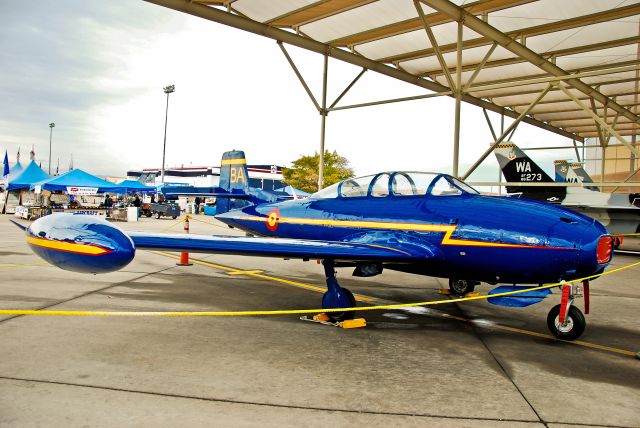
<box><xmin>48</xmin><ymin>122</ymin><xmax>55</xmax><ymax>174</ymax></box>
<box><xmin>160</xmin><ymin>84</ymin><xmax>175</xmax><ymax>185</ymax></box>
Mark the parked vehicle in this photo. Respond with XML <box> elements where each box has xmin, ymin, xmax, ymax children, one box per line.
<box><xmin>149</xmin><ymin>203</ymin><xmax>180</xmax><ymax>219</ymax></box>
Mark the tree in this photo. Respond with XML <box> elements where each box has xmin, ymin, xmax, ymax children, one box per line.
<box><xmin>283</xmin><ymin>150</ymin><xmax>354</xmax><ymax>193</ymax></box>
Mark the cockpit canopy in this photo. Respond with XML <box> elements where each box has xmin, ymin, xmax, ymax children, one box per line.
<box><xmin>311</xmin><ymin>172</ymin><xmax>479</xmax><ymax>199</ymax></box>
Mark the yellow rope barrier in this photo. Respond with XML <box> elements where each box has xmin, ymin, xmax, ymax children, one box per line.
<box><xmin>0</xmin><ymin>260</ymin><xmax>637</xmax><ymax>317</ymax></box>
<box><xmin>158</xmin><ymin>216</ymin><xmax>187</xmax><ymax>233</ymax></box>
<box><xmin>188</xmin><ymin>215</ymin><xmax>231</xmax><ymax>231</ymax></box>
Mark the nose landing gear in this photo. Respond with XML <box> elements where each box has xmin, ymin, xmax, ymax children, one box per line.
<box><xmin>546</xmin><ymin>280</ymin><xmax>589</xmax><ymax>341</ymax></box>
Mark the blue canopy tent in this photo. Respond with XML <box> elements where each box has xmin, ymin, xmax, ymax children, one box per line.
<box><xmin>31</xmin><ymin>169</ymin><xmax>124</xmax><ymax>193</ymax></box>
<box><xmin>9</xmin><ymin>162</ymin><xmax>23</xmax><ymax>178</ymax></box>
<box><xmin>7</xmin><ymin>161</ymin><xmax>49</xmax><ymax>191</ymax></box>
<box><xmin>117</xmin><ymin>179</ymin><xmax>155</xmax><ymax>194</ymax></box>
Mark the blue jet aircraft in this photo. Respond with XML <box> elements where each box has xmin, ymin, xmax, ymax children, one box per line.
<box><xmin>15</xmin><ymin>151</ymin><xmax>614</xmax><ymax>340</ymax></box>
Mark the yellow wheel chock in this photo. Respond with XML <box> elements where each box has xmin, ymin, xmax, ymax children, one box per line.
<box><xmin>439</xmin><ymin>289</ymin><xmax>481</xmax><ymax>298</ymax></box>
<box><xmin>300</xmin><ymin>313</ymin><xmax>367</xmax><ymax>329</ymax></box>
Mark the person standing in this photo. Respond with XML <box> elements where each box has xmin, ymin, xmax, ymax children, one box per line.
<box><xmin>133</xmin><ymin>194</ymin><xmax>141</xmax><ymax>218</ymax></box>
<box><xmin>104</xmin><ymin>194</ymin><xmax>113</xmax><ymax>217</ymax></box>
<box><xmin>194</xmin><ymin>196</ymin><xmax>201</xmax><ymax>215</ymax></box>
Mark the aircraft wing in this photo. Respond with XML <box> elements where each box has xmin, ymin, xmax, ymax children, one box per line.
<box><xmin>128</xmin><ymin>232</ymin><xmax>437</xmax><ymax>262</ymax></box>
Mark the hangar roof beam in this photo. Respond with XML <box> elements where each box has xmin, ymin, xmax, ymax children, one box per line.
<box><xmin>381</xmin><ymin>3</ymin><xmax>640</xmax><ymax>64</ymax></box>
<box><xmin>426</xmin><ymin>36</ymin><xmax>640</xmax><ymax>79</ymax></box>
<box><xmin>462</xmin><ymin>84</ymin><xmax>552</xmax><ymax>180</ymax></box>
<box><xmin>555</xmin><ymin>83</ymin><xmax>638</xmax><ymax>156</ymax></box>
<box><xmin>328</xmin><ymin>0</ymin><xmax>536</xmax><ymax>47</ymax></box>
<box><xmin>466</xmin><ymin>63</ymin><xmax>640</xmax><ymax>94</ymax></box>
<box><xmin>143</xmin><ymin>0</ymin><xmax>580</xmax><ymax>141</ymax></box>
<box><xmin>420</xmin><ymin>0</ymin><xmax>640</xmax><ymax>127</ymax></box>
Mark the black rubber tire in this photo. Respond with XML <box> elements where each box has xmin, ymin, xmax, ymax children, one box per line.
<box><xmin>449</xmin><ymin>278</ymin><xmax>475</xmax><ymax>296</ymax></box>
<box><xmin>145</xmin><ymin>213</ymin><xmax>152</xmax><ymax>218</ymax></box>
<box><xmin>327</xmin><ymin>288</ymin><xmax>357</xmax><ymax>322</ymax></box>
<box><xmin>155</xmin><ymin>212</ymin><xmax>160</xmax><ymax>219</ymax></box>
<box><xmin>547</xmin><ymin>304</ymin><xmax>586</xmax><ymax>341</ymax></box>
<box><xmin>172</xmin><ymin>216</ymin><xmax>177</xmax><ymax>219</ymax></box>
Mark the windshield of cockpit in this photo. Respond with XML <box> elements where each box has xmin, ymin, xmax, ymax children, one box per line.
<box><xmin>310</xmin><ymin>172</ymin><xmax>479</xmax><ymax>198</ymax></box>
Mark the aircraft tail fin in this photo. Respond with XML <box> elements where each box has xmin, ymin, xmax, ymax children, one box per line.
<box><xmin>554</xmin><ymin>160</ymin><xmax>570</xmax><ymax>182</ymax></box>
<box><xmin>555</xmin><ymin>159</ymin><xmax>600</xmax><ymax>191</ymax></box>
<box><xmin>493</xmin><ymin>143</ymin><xmax>565</xmax><ymax>202</ymax></box>
<box><xmin>217</xmin><ymin>150</ymin><xmax>250</xmax><ymax>214</ymax></box>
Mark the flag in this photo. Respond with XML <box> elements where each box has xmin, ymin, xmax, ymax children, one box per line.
<box><xmin>30</xmin><ymin>145</ymin><xmax>35</xmax><ymax>160</ymax></box>
<box><xmin>2</xmin><ymin>150</ymin><xmax>9</xmax><ymax>177</ymax></box>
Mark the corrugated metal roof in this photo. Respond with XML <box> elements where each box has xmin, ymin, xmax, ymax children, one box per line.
<box><xmin>147</xmin><ymin>0</ymin><xmax>640</xmax><ymax>141</ymax></box>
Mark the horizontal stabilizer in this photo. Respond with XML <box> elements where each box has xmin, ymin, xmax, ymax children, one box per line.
<box><xmin>487</xmin><ymin>286</ymin><xmax>551</xmax><ymax>308</ymax></box>
<box><xmin>161</xmin><ymin>186</ymin><xmax>250</xmax><ymax>198</ymax></box>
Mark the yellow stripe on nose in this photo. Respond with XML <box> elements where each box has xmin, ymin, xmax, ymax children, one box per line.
<box><xmin>26</xmin><ymin>236</ymin><xmax>111</xmax><ymax>256</ymax></box>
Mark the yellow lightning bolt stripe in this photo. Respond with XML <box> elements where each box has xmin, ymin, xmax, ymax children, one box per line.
<box><xmin>238</xmin><ymin>216</ymin><xmax>563</xmax><ymax>249</ymax></box>
<box><xmin>220</xmin><ymin>159</ymin><xmax>247</xmax><ymax>165</ymax></box>
<box><xmin>26</xmin><ymin>236</ymin><xmax>111</xmax><ymax>256</ymax></box>
<box><xmin>242</xmin><ymin>215</ymin><xmax>454</xmax><ymax>232</ymax></box>
<box><xmin>439</xmin><ymin>229</ymin><xmax>550</xmax><ymax>249</ymax></box>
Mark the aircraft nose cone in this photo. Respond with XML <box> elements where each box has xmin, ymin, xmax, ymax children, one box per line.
<box><xmin>575</xmin><ymin>218</ymin><xmax>612</xmax><ymax>277</ymax></box>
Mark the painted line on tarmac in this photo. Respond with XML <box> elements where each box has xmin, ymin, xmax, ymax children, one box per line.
<box><xmin>153</xmin><ymin>251</ymin><xmax>376</xmax><ymax>303</ymax></box>
<box><xmin>228</xmin><ymin>270</ymin><xmax>264</xmax><ymax>275</ymax></box>
<box><xmin>615</xmin><ymin>250</ymin><xmax>640</xmax><ymax>256</ymax></box>
<box><xmin>154</xmin><ymin>251</ymin><xmax>637</xmax><ymax>358</ymax></box>
<box><xmin>0</xmin><ymin>262</ymin><xmax>49</xmax><ymax>269</ymax></box>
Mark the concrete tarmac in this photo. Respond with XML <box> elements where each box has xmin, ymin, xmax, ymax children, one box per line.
<box><xmin>0</xmin><ymin>214</ymin><xmax>638</xmax><ymax>427</ymax></box>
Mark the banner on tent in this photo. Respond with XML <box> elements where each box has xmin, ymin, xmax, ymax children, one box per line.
<box><xmin>66</xmin><ymin>186</ymin><xmax>98</xmax><ymax>196</ymax></box>
<box><xmin>20</xmin><ymin>190</ymin><xmax>36</xmax><ymax>206</ymax></box>
<box><xmin>4</xmin><ymin>192</ymin><xmax>19</xmax><ymax>214</ymax></box>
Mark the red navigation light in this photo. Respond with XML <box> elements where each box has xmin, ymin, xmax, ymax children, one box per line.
<box><xmin>597</xmin><ymin>236</ymin><xmax>613</xmax><ymax>264</ymax></box>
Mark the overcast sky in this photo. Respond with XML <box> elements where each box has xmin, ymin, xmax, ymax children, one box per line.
<box><xmin>0</xmin><ymin>0</ymin><xmax>581</xmax><ymax>182</ymax></box>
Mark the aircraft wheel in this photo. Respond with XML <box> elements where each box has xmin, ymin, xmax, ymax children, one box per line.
<box><xmin>449</xmin><ymin>278</ymin><xmax>475</xmax><ymax>296</ymax></box>
<box><xmin>547</xmin><ymin>304</ymin><xmax>586</xmax><ymax>341</ymax></box>
<box><xmin>324</xmin><ymin>288</ymin><xmax>356</xmax><ymax>322</ymax></box>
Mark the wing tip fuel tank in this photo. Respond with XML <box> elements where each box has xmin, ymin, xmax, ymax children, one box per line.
<box><xmin>24</xmin><ymin>213</ymin><xmax>135</xmax><ymax>274</ymax></box>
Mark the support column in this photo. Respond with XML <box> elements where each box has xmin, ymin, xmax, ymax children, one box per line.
<box><xmin>482</xmin><ymin>108</ymin><xmax>500</xmax><ymax>195</ymax></box>
<box><xmin>318</xmin><ymin>53</ymin><xmax>328</xmax><ymax>190</ymax></box>
<box><xmin>601</xmin><ymin>144</ymin><xmax>607</xmax><ymax>184</ymax></box>
<box><xmin>452</xmin><ymin>20</ymin><xmax>463</xmax><ymax>178</ymax></box>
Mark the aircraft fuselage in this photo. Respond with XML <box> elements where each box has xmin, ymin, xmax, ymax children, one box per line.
<box><xmin>216</xmin><ymin>192</ymin><xmax>610</xmax><ymax>285</ymax></box>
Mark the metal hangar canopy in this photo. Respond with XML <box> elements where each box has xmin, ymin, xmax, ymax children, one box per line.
<box><xmin>145</xmin><ymin>0</ymin><xmax>640</xmax><ymax>180</ymax></box>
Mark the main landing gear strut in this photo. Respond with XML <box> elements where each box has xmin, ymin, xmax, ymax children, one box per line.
<box><xmin>547</xmin><ymin>280</ymin><xmax>589</xmax><ymax>341</ymax></box>
<box><xmin>321</xmin><ymin>259</ymin><xmax>356</xmax><ymax>322</ymax></box>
